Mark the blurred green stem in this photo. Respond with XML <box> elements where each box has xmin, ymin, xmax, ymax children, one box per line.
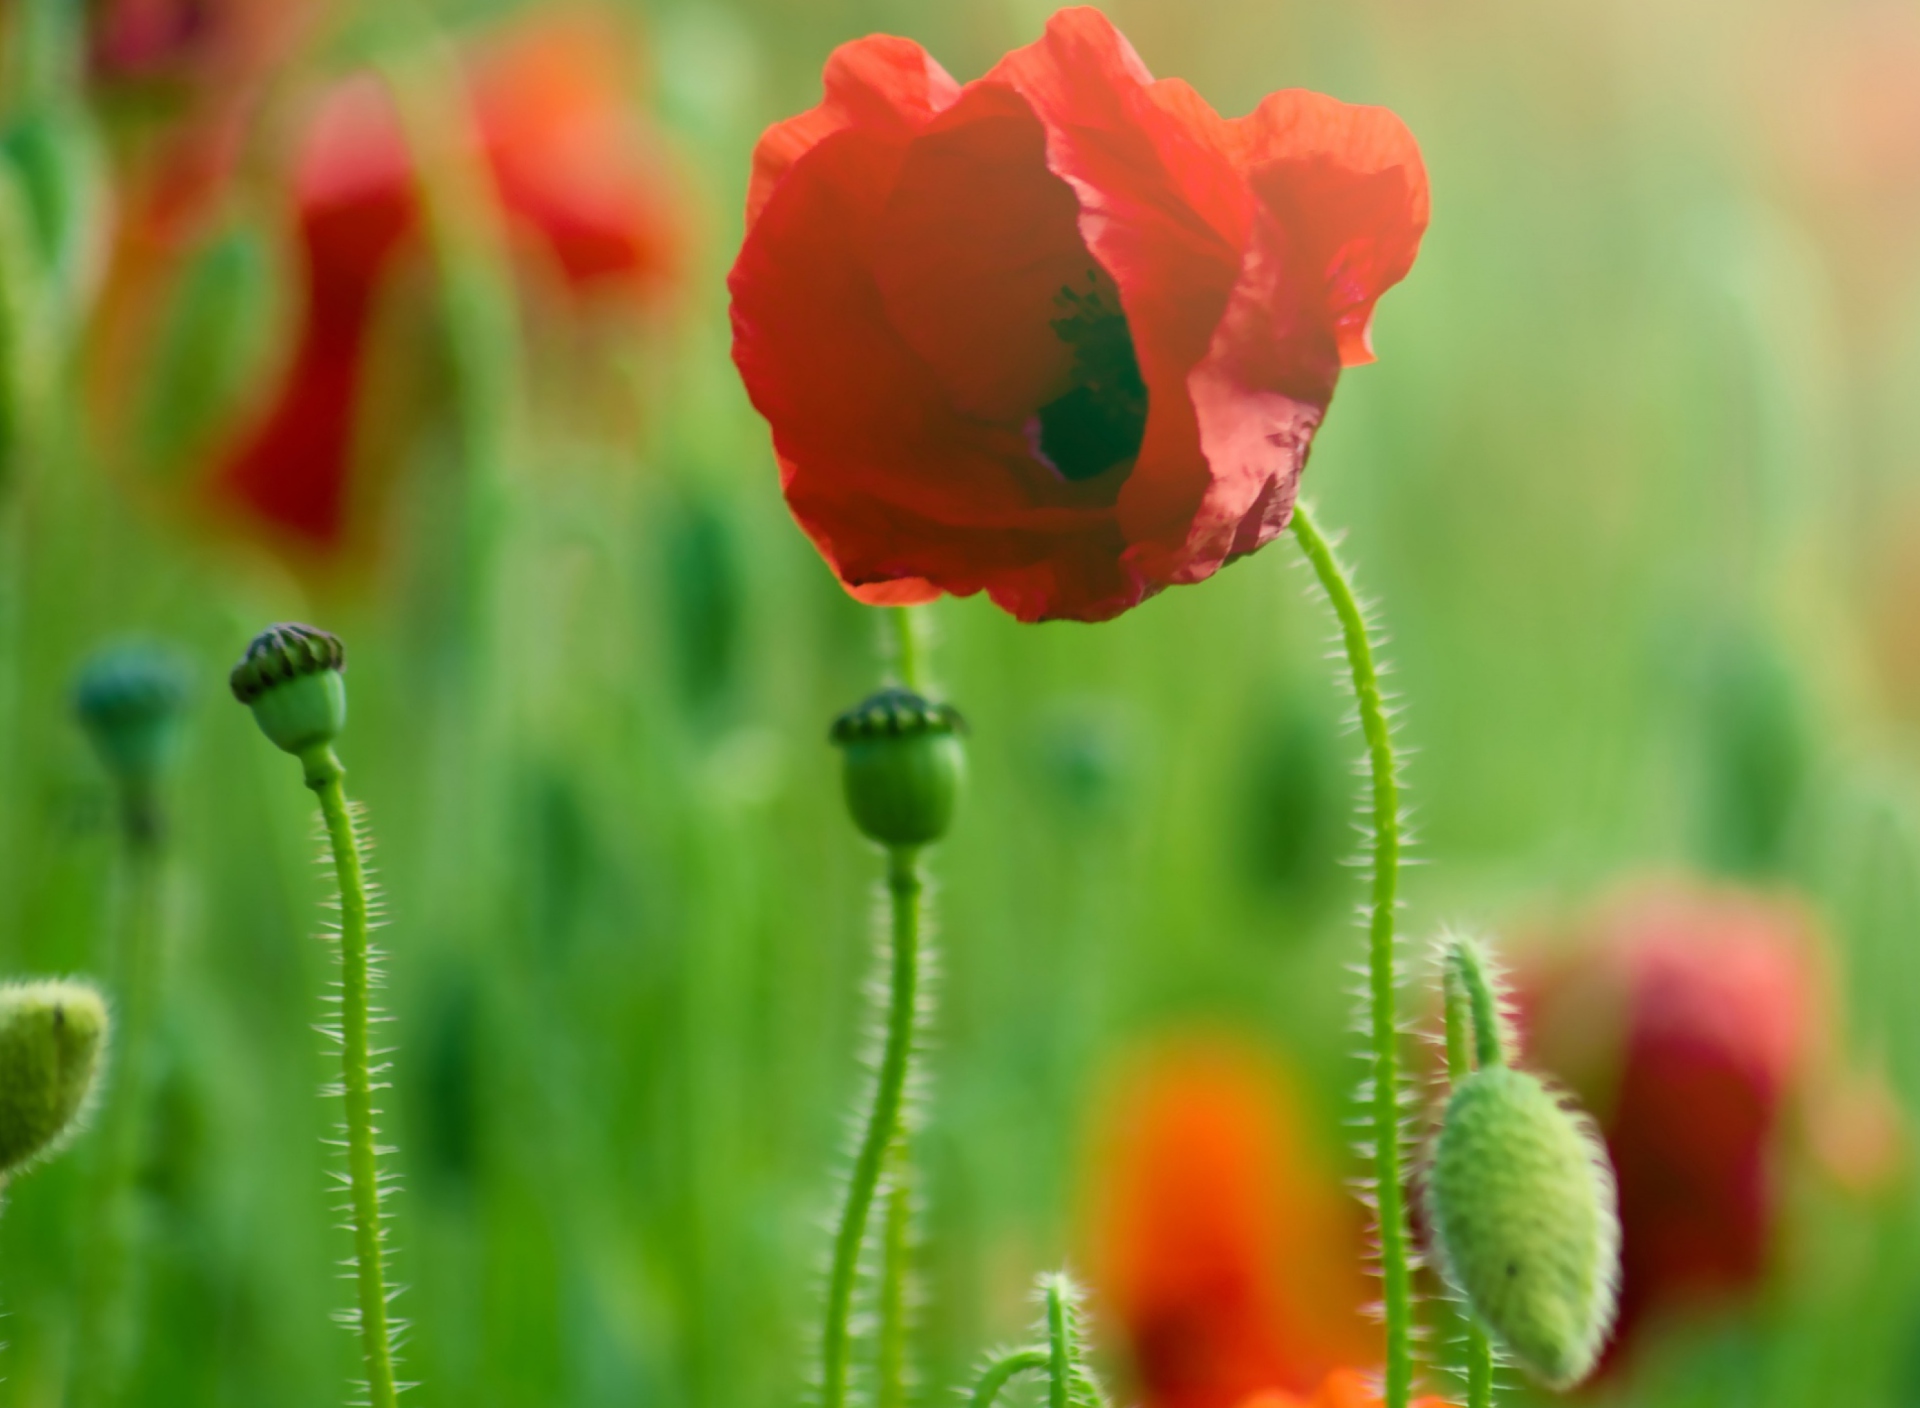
<box><xmin>1443</xmin><ymin>951</ymin><xmax>1497</xmax><ymax>1408</ymax></box>
<box><xmin>380</xmin><ymin>44</ymin><xmax>520</xmax><ymax>680</ymax></box>
<box><xmin>876</xmin><ymin>1147</ymin><xmax>913</xmax><ymax>1408</ymax></box>
<box><xmin>1289</xmin><ymin>503</ymin><xmax>1413</xmax><ymax>1408</ymax></box>
<box><xmin>821</xmin><ymin>845</ymin><xmax>922</xmax><ymax>1408</ymax></box>
<box><xmin>72</xmin><ymin>825</ymin><xmax>164</xmax><ymax>1405</ymax></box>
<box><xmin>891</xmin><ymin>607</ymin><xmax>924</xmax><ymax>693</ymax></box>
<box><xmin>876</xmin><ymin>599</ymin><xmax>929</xmax><ymax>1408</ymax></box>
<box><xmin>301</xmin><ymin>745</ymin><xmax>400</xmax><ymax>1408</ymax></box>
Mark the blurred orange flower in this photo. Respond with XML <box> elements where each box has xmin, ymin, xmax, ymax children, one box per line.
<box><xmin>1086</xmin><ymin>1036</ymin><xmax>1378</xmax><ymax>1408</ymax></box>
<box><xmin>1241</xmin><ymin>1367</ymin><xmax>1451</xmax><ymax>1408</ymax></box>
<box><xmin>207</xmin><ymin>11</ymin><xmax>681</xmax><ymax>556</ymax></box>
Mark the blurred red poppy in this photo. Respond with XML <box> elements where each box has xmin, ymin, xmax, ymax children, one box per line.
<box><xmin>1517</xmin><ymin>886</ymin><xmax>1828</xmax><ymax>1369</ymax></box>
<box><xmin>210</xmin><ymin>14</ymin><xmax>680</xmax><ymax>554</ymax></box>
<box><xmin>89</xmin><ymin>0</ymin><xmax>325</xmax><ymax>241</ymax></box>
<box><xmin>730</xmin><ymin>6</ymin><xmax>1427</xmax><ymax>623</ymax></box>
<box><xmin>1086</xmin><ymin>1037</ymin><xmax>1377</xmax><ymax>1408</ymax></box>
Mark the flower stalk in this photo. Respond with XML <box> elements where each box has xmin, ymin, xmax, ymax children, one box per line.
<box><xmin>1289</xmin><ymin>502</ymin><xmax>1414</xmax><ymax>1408</ymax></box>
<box><xmin>876</xmin><ymin>601</ymin><xmax>925</xmax><ymax>1408</ymax></box>
<box><xmin>231</xmin><ymin>625</ymin><xmax>403</xmax><ymax>1407</ymax></box>
<box><xmin>820</xmin><ymin>844</ymin><xmax>922</xmax><ymax>1408</ymax></box>
<box><xmin>876</xmin><ymin>1144</ymin><xmax>914</xmax><ymax>1408</ymax></box>
<box><xmin>820</xmin><ymin>605</ymin><xmax>962</xmax><ymax>1408</ymax></box>
<box><xmin>303</xmin><ymin>743</ymin><xmax>401</xmax><ymax>1408</ymax></box>
<box><xmin>1443</xmin><ymin>945</ymin><xmax>1499</xmax><ymax>1408</ymax></box>
<box><xmin>70</xmin><ymin>641</ymin><xmax>189</xmax><ymax>1404</ymax></box>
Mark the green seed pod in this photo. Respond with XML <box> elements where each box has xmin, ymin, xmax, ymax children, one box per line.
<box><xmin>1426</xmin><ymin>1064</ymin><xmax>1620</xmax><ymax>1388</ymax></box>
<box><xmin>229</xmin><ymin>623</ymin><xmax>347</xmax><ymax>758</ymax></box>
<box><xmin>72</xmin><ymin>642</ymin><xmax>190</xmax><ymax>792</ymax></box>
<box><xmin>0</xmin><ymin>979</ymin><xmax>110</xmax><ymax>1176</ymax></box>
<box><xmin>829</xmin><ymin>687</ymin><xmax>966</xmax><ymax>847</ymax></box>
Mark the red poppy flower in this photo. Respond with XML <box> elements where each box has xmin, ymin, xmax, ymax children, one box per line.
<box><xmin>211</xmin><ymin>14</ymin><xmax>680</xmax><ymax>553</ymax></box>
<box><xmin>1517</xmin><ymin>886</ymin><xmax>1822</xmax><ymax>1370</ymax></box>
<box><xmin>1086</xmin><ymin>1038</ymin><xmax>1377</xmax><ymax>1408</ymax></box>
<box><xmin>730</xmin><ymin>7</ymin><xmax>1428</xmax><ymax>622</ymax></box>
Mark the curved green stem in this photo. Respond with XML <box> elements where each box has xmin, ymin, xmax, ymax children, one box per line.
<box><xmin>969</xmin><ymin>1351</ymin><xmax>1049</xmax><ymax>1408</ymax></box>
<box><xmin>1446</xmin><ymin>940</ymin><xmax>1506</xmax><ymax>1071</ymax></box>
<box><xmin>1442</xmin><ymin>946</ymin><xmax>1498</xmax><ymax>1408</ymax></box>
<box><xmin>303</xmin><ymin>746</ymin><xmax>400</xmax><ymax>1408</ymax></box>
<box><xmin>820</xmin><ymin>845</ymin><xmax>922</xmax><ymax>1408</ymax></box>
<box><xmin>1290</xmin><ymin>503</ymin><xmax>1413</xmax><ymax>1408</ymax></box>
<box><xmin>72</xmin><ymin>830</ymin><xmax>163</xmax><ymax>1404</ymax></box>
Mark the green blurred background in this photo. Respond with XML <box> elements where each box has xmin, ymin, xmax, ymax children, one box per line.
<box><xmin>3</xmin><ymin>0</ymin><xmax>1920</xmax><ymax>1404</ymax></box>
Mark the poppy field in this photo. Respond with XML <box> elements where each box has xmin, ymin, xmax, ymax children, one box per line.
<box><xmin>2</xmin><ymin>0</ymin><xmax>1919</xmax><ymax>1405</ymax></box>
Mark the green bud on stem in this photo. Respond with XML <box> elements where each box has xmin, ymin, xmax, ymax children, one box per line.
<box><xmin>829</xmin><ymin>687</ymin><xmax>966</xmax><ymax>847</ymax></box>
<box><xmin>229</xmin><ymin>624</ymin><xmax>347</xmax><ymax>783</ymax></box>
<box><xmin>1426</xmin><ymin>1061</ymin><xmax>1620</xmax><ymax>1388</ymax></box>
<box><xmin>0</xmin><ymin>979</ymin><xmax>110</xmax><ymax>1177</ymax></box>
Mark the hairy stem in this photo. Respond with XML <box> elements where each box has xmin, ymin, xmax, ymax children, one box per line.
<box><xmin>72</xmin><ymin>828</ymin><xmax>164</xmax><ymax>1404</ymax></box>
<box><xmin>1046</xmin><ymin>1280</ymin><xmax>1073</xmax><ymax>1408</ymax></box>
<box><xmin>821</xmin><ymin>846</ymin><xmax>922</xmax><ymax>1408</ymax></box>
<box><xmin>1446</xmin><ymin>940</ymin><xmax>1505</xmax><ymax>1070</ymax></box>
<box><xmin>1290</xmin><ymin>503</ymin><xmax>1413</xmax><ymax>1408</ymax></box>
<box><xmin>1443</xmin><ymin>951</ymin><xmax>1497</xmax><ymax>1408</ymax></box>
<box><xmin>969</xmin><ymin>1351</ymin><xmax>1049</xmax><ymax>1408</ymax></box>
<box><xmin>304</xmin><ymin>746</ymin><xmax>399</xmax><ymax>1408</ymax></box>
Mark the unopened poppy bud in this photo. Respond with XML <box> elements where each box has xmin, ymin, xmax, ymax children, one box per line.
<box><xmin>829</xmin><ymin>687</ymin><xmax>966</xmax><ymax>847</ymax></box>
<box><xmin>0</xmin><ymin>979</ymin><xmax>110</xmax><ymax>1177</ymax></box>
<box><xmin>229</xmin><ymin>623</ymin><xmax>347</xmax><ymax>764</ymax></box>
<box><xmin>72</xmin><ymin>643</ymin><xmax>189</xmax><ymax>796</ymax></box>
<box><xmin>1426</xmin><ymin>1065</ymin><xmax>1620</xmax><ymax>1388</ymax></box>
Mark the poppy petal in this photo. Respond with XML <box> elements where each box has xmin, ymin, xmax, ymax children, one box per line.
<box><xmin>746</xmin><ymin>34</ymin><xmax>961</xmax><ymax>228</ymax></box>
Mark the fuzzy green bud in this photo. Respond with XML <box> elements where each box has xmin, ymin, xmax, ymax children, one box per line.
<box><xmin>1426</xmin><ymin>1064</ymin><xmax>1620</xmax><ymax>1387</ymax></box>
<box><xmin>73</xmin><ymin>642</ymin><xmax>189</xmax><ymax>792</ymax></box>
<box><xmin>829</xmin><ymin>687</ymin><xmax>966</xmax><ymax>847</ymax></box>
<box><xmin>0</xmin><ymin>980</ymin><xmax>110</xmax><ymax>1176</ymax></box>
<box><xmin>229</xmin><ymin>623</ymin><xmax>347</xmax><ymax>761</ymax></box>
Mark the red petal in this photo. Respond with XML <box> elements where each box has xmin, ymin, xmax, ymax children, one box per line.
<box><xmin>846</xmin><ymin>575</ymin><xmax>943</xmax><ymax>606</ymax></box>
<box><xmin>1225</xmin><ymin>90</ymin><xmax>1429</xmax><ymax>369</ymax></box>
<box><xmin>745</xmin><ymin>34</ymin><xmax>960</xmax><ymax>228</ymax></box>
<box><xmin>733</xmin><ymin>109</ymin><xmax>1144</xmax><ymax>621</ymax></box>
<box><xmin>869</xmin><ymin>83</ymin><xmax>1087</xmax><ymax>424</ymax></box>
<box><xmin>989</xmin><ymin>9</ymin><xmax>1254</xmax><ymax>584</ymax></box>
